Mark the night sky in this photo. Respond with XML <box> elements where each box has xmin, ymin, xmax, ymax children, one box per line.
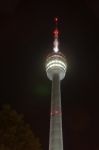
<box><xmin>0</xmin><ymin>0</ymin><xmax>99</xmax><ymax>150</ymax></box>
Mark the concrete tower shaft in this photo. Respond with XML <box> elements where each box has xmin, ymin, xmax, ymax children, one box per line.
<box><xmin>49</xmin><ymin>73</ymin><xmax>63</xmax><ymax>150</ymax></box>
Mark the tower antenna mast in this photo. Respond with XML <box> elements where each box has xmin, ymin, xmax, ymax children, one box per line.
<box><xmin>53</xmin><ymin>17</ymin><xmax>59</xmax><ymax>53</ymax></box>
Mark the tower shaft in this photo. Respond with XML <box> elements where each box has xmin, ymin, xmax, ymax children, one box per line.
<box><xmin>49</xmin><ymin>74</ymin><xmax>63</xmax><ymax>150</ymax></box>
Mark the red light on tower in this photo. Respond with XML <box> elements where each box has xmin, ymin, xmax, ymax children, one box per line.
<box><xmin>55</xmin><ymin>17</ymin><xmax>58</xmax><ymax>23</ymax></box>
<box><xmin>53</xmin><ymin>29</ymin><xmax>59</xmax><ymax>37</ymax></box>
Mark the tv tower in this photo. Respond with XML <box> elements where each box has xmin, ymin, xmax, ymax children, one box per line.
<box><xmin>45</xmin><ymin>18</ymin><xmax>67</xmax><ymax>150</ymax></box>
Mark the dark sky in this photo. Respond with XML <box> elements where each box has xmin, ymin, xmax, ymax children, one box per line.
<box><xmin>0</xmin><ymin>0</ymin><xmax>99</xmax><ymax>150</ymax></box>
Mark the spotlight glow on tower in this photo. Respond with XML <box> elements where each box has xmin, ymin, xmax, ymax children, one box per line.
<box><xmin>45</xmin><ymin>18</ymin><xmax>67</xmax><ymax>150</ymax></box>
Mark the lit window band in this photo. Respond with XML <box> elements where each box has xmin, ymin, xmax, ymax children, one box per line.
<box><xmin>46</xmin><ymin>60</ymin><xmax>66</xmax><ymax>68</ymax></box>
<box><xmin>46</xmin><ymin>60</ymin><xmax>67</xmax><ymax>71</ymax></box>
<box><xmin>46</xmin><ymin>64</ymin><xmax>66</xmax><ymax>72</ymax></box>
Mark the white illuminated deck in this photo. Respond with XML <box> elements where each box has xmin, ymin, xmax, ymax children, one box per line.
<box><xmin>46</xmin><ymin>52</ymin><xmax>67</xmax><ymax>80</ymax></box>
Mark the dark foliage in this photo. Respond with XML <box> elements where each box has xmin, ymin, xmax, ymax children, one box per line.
<box><xmin>0</xmin><ymin>105</ymin><xmax>42</xmax><ymax>150</ymax></box>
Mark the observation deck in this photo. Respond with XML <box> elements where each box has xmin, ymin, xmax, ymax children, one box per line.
<box><xmin>45</xmin><ymin>52</ymin><xmax>67</xmax><ymax>80</ymax></box>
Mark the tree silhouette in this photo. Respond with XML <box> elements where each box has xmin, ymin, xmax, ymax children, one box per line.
<box><xmin>0</xmin><ymin>105</ymin><xmax>42</xmax><ymax>150</ymax></box>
